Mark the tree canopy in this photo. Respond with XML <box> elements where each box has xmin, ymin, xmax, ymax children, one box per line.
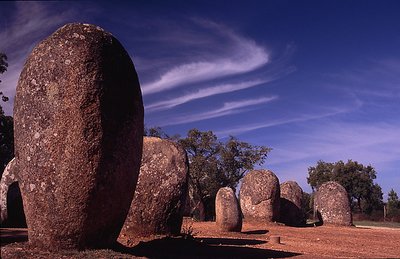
<box><xmin>0</xmin><ymin>52</ymin><xmax>7</xmax><ymax>75</ymax></box>
<box><xmin>145</xmin><ymin>127</ymin><xmax>271</xmax><ymax>220</ymax></box>
<box><xmin>178</xmin><ymin>128</ymin><xmax>271</xmax><ymax>220</ymax></box>
<box><xmin>387</xmin><ymin>189</ymin><xmax>400</xmax><ymax>219</ymax></box>
<box><xmin>307</xmin><ymin>160</ymin><xmax>383</xmax><ymax>213</ymax></box>
<box><xmin>0</xmin><ymin>52</ymin><xmax>14</xmax><ymax>174</ymax></box>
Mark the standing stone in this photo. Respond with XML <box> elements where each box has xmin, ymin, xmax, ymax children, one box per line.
<box><xmin>120</xmin><ymin>137</ymin><xmax>188</xmax><ymax>238</ymax></box>
<box><xmin>1</xmin><ymin>158</ymin><xmax>27</xmax><ymax>228</ymax></box>
<box><xmin>14</xmin><ymin>23</ymin><xmax>144</xmax><ymax>250</ymax></box>
<box><xmin>279</xmin><ymin>181</ymin><xmax>306</xmax><ymax>226</ymax></box>
<box><xmin>314</xmin><ymin>181</ymin><xmax>352</xmax><ymax>226</ymax></box>
<box><xmin>239</xmin><ymin>169</ymin><xmax>280</xmax><ymax>222</ymax></box>
<box><xmin>1</xmin><ymin>158</ymin><xmax>18</xmax><ymax>224</ymax></box>
<box><xmin>215</xmin><ymin>187</ymin><xmax>242</xmax><ymax>232</ymax></box>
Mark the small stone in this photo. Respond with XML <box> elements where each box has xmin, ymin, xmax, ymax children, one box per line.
<box><xmin>215</xmin><ymin>187</ymin><xmax>242</xmax><ymax>232</ymax></box>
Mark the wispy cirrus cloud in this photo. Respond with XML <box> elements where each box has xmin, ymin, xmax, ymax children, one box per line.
<box><xmin>159</xmin><ymin>96</ymin><xmax>278</xmax><ymax>126</ymax></box>
<box><xmin>146</xmin><ymin>63</ymin><xmax>296</xmax><ymax>112</ymax></box>
<box><xmin>146</xmin><ymin>79</ymin><xmax>266</xmax><ymax>112</ymax></box>
<box><xmin>269</xmin><ymin>122</ymin><xmax>400</xmax><ymax>166</ymax></box>
<box><xmin>215</xmin><ymin>107</ymin><xmax>351</xmax><ymax>137</ymax></box>
<box><xmin>0</xmin><ymin>2</ymin><xmax>84</xmax><ymax>115</ymax></box>
<box><xmin>0</xmin><ymin>2</ymin><xmax>76</xmax><ymax>52</ymax></box>
<box><xmin>141</xmin><ymin>21</ymin><xmax>270</xmax><ymax>95</ymax></box>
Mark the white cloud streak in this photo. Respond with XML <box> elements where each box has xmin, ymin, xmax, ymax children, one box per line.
<box><xmin>141</xmin><ymin>23</ymin><xmax>269</xmax><ymax>95</ymax></box>
<box><xmin>0</xmin><ymin>2</ymin><xmax>78</xmax><ymax>115</ymax></box>
<box><xmin>159</xmin><ymin>96</ymin><xmax>278</xmax><ymax>126</ymax></box>
<box><xmin>269</xmin><ymin>122</ymin><xmax>400</xmax><ymax>166</ymax></box>
<box><xmin>215</xmin><ymin>109</ymin><xmax>348</xmax><ymax>137</ymax></box>
<box><xmin>146</xmin><ymin>79</ymin><xmax>267</xmax><ymax>112</ymax></box>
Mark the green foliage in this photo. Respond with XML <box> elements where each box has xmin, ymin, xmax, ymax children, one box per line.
<box><xmin>387</xmin><ymin>189</ymin><xmax>400</xmax><ymax>220</ymax></box>
<box><xmin>302</xmin><ymin>192</ymin><xmax>313</xmax><ymax>217</ymax></box>
<box><xmin>144</xmin><ymin>126</ymin><xmax>180</xmax><ymax>141</ymax></box>
<box><xmin>180</xmin><ymin>221</ymin><xmax>198</xmax><ymax>240</ymax></box>
<box><xmin>0</xmin><ymin>52</ymin><xmax>8</xmax><ymax>75</ymax></box>
<box><xmin>0</xmin><ymin>113</ymin><xmax>14</xmax><ymax>173</ymax></box>
<box><xmin>1</xmin><ymin>52</ymin><xmax>9</xmax><ymax>115</ymax></box>
<box><xmin>307</xmin><ymin>160</ymin><xmax>383</xmax><ymax>214</ymax></box>
<box><xmin>179</xmin><ymin>129</ymin><xmax>271</xmax><ymax>220</ymax></box>
<box><xmin>0</xmin><ymin>53</ymin><xmax>14</xmax><ymax>174</ymax></box>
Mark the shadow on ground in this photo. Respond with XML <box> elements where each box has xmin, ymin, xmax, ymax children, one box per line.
<box><xmin>197</xmin><ymin>237</ymin><xmax>266</xmax><ymax>246</ymax></box>
<box><xmin>0</xmin><ymin>228</ymin><xmax>28</xmax><ymax>246</ymax></box>
<box><xmin>1</xmin><ymin>229</ymin><xmax>301</xmax><ymax>258</ymax></box>
<box><xmin>242</xmin><ymin>229</ymin><xmax>269</xmax><ymax>235</ymax></box>
<box><xmin>115</xmin><ymin>237</ymin><xmax>301</xmax><ymax>258</ymax></box>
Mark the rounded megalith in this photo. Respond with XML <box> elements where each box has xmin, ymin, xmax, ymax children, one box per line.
<box><xmin>215</xmin><ymin>187</ymin><xmax>242</xmax><ymax>232</ymax></box>
<box><xmin>279</xmin><ymin>181</ymin><xmax>306</xmax><ymax>226</ymax></box>
<box><xmin>13</xmin><ymin>23</ymin><xmax>144</xmax><ymax>250</ymax></box>
<box><xmin>1</xmin><ymin>158</ymin><xmax>18</xmax><ymax>224</ymax></box>
<box><xmin>120</xmin><ymin>137</ymin><xmax>188</xmax><ymax>238</ymax></box>
<box><xmin>1</xmin><ymin>158</ymin><xmax>27</xmax><ymax>228</ymax></box>
<box><xmin>239</xmin><ymin>169</ymin><xmax>280</xmax><ymax>222</ymax></box>
<box><xmin>314</xmin><ymin>181</ymin><xmax>352</xmax><ymax>226</ymax></box>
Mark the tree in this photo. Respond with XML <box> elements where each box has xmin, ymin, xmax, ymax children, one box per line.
<box><xmin>179</xmin><ymin>129</ymin><xmax>271</xmax><ymax>220</ymax></box>
<box><xmin>0</xmin><ymin>53</ymin><xmax>7</xmax><ymax>75</ymax></box>
<box><xmin>1</xmin><ymin>52</ymin><xmax>9</xmax><ymax>115</ymax></box>
<box><xmin>307</xmin><ymin>160</ymin><xmax>383</xmax><ymax>213</ymax></box>
<box><xmin>219</xmin><ymin>136</ymin><xmax>271</xmax><ymax>189</ymax></box>
<box><xmin>178</xmin><ymin>129</ymin><xmax>221</xmax><ymax>220</ymax></box>
<box><xmin>387</xmin><ymin>189</ymin><xmax>400</xmax><ymax>220</ymax></box>
<box><xmin>0</xmin><ymin>53</ymin><xmax>14</xmax><ymax>174</ymax></box>
<box><xmin>144</xmin><ymin>126</ymin><xmax>180</xmax><ymax>141</ymax></box>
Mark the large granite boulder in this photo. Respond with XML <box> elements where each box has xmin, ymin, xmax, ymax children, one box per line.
<box><xmin>13</xmin><ymin>23</ymin><xmax>144</xmax><ymax>250</ymax></box>
<box><xmin>120</xmin><ymin>137</ymin><xmax>188</xmax><ymax>238</ymax></box>
<box><xmin>279</xmin><ymin>181</ymin><xmax>306</xmax><ymax>226</ymax></box>
<box><xmin>314</xmin><ymin>181</ymin><xmax>352</xmax><ymax>226</ymax></box>
<box><xmin>215</xmin><ymin>187</ymin><xmax>242</xmax><ymax>232</ymax></box>
<box><xmin>239</xmin><ymin>169</ymin><xmax>280</xmax><ymax>222</ymax></box>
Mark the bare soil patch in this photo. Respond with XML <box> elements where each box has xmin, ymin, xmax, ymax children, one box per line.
<box><xmin>1</xmin><ymin>218</ymin><xmax>399</xmax><ymax>258</ymax></box>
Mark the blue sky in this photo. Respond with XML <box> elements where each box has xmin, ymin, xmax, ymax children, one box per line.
<box><xmin>1</xmin><ymin>1</ymin><xmax>399</xmax><ymax>198</ymax></box>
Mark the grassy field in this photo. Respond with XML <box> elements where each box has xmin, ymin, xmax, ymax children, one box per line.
<box><xmin>353</xmin><ymin>220</ymin><xmax>400</xmax><ymax>228</ymax></box>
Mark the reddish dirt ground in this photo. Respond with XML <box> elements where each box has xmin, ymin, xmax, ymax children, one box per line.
<box><xmin>1</xmin><ymin>219</ymin><xmax>399</xmax><ymax>258</ymax></box>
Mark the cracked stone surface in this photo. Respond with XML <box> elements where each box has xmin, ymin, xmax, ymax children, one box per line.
<box><xmin>120</xmin><ymin>137</ymin><xmax>188</xmax><ymax>239</ymax></box>
<box><xmin>13</xmin><ymin>23</ymin><xmax>144</xmax><ymax>250</ymax></box>
<box><xmin>239</xmin><ymin>169</ymin><xmax>280</xmax><ymax>222</ymax></box>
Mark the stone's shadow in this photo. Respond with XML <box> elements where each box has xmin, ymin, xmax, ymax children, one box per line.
<box><xmin>300</xmin><ymin>221</ymin><xmax>323</xmax><ymax>228</ymax></box>
<box><xmin>0</xmin><ymin>228</ymin><xmax>28</xmax><ymax>246</ymax></box>
<box><xmin>242</xmin><ymin>229</ymin><xmax>269</xmax><ymax>235</ymax></box>
<box><xmin>197</xmin><ymin>237</ymin><xmax>266</xmax><ymax>246</ymax></box>
<box><xmin>279</xmin><ymin>198</ymin><xmax>306</xmax><ymax>227</ymax></box>
<box><xmin>114</xmin><ymin>237</ymin><xmax>301</xmax><ymax>258</ymax></box>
